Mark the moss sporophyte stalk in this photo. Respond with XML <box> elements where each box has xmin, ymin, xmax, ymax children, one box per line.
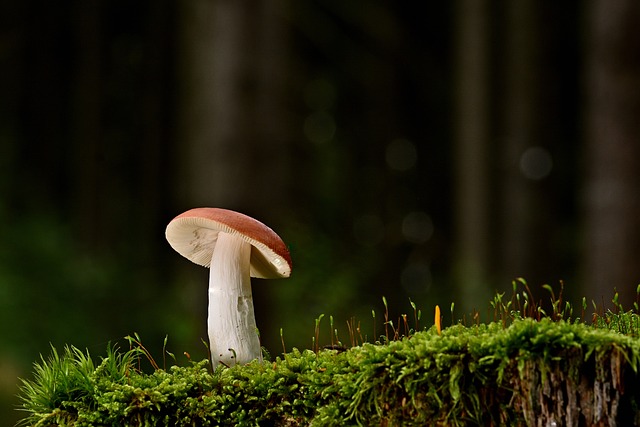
<box><xmin>17</xmin><ymin>286</ymin><xmax>640</xmax><ymax>426</ymax></box>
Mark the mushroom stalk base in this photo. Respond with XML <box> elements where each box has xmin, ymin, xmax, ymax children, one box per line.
<box><xmin>207</xmin><ymin>232</ymin><xmax>261</xmax><ymax>367</ymax></box>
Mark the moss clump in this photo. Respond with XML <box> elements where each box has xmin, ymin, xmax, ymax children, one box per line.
<box><xmin>18</xmin><ymin>316</ymin><xmax>640</xmax><ymax>426</ymax></box>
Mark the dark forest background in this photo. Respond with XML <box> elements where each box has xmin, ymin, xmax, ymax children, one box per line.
<box><xmin>2</xmin><ymin>1</ymin><xmax>640</xmax><ymax>423</ymax></box>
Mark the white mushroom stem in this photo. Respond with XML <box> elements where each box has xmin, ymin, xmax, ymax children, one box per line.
<box><xmin>207</xmin><ymin>231</ymin><xmax>262</xmax><ymax>367</ymax></box>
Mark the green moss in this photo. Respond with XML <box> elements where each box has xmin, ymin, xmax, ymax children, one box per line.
<box><xmin>18</xmin><ymin>315</ymin><xmax>640</xmax><ymax>426</ymax></box>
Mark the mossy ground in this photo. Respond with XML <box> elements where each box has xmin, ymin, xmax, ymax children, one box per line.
<box><xmin>17</xmin><ymin>310</ymin><xmax>640</xmax><ymax>426</ymax></box>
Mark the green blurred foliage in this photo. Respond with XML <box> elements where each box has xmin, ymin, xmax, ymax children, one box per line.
<box><xmin>0</xmin><ymin>206</ymin><xmax>202</xmax><ymax>424</ymax></box>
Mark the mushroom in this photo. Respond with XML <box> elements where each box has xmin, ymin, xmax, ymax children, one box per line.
<box><xmin>165</xmin><ymin>207</ymin><xmax>292</xmax><ymax>367</ymax></box>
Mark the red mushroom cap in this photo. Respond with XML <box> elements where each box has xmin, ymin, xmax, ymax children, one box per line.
<box><xmin>165</xmin><ymin>207</ymin><xmax>292</xmax><ymax>279</ymax></box>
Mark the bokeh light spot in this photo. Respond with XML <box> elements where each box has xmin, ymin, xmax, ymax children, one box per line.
<box><xmin>519</xmin><ymin>146</ymin><xmax>553</xmax><ymax>180</ymax></box>
<box><xmin>386</xmin><ymin>139</ymin><xmax>417</xmax><ymax>171</ymax></box>
<box><xmin>353</xmin><ymin>214</ymin><xmax>385</xmax><ymax>247</ymax></box>
<box><xmin>304</xmin><ymin>111</ymin><xmax>336</xmax><ymax>144</ymax></box>
<box><xmin>402</xmin><ymin>211</ymin><xmax>433</xmax><ymax>244</ymax></box>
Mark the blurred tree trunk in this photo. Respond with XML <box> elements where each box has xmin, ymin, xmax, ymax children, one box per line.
<box><xmin>453</xmin><ymin>0</ymin><xmax>492</xmax><ymax>306</ymax></box>
<box><xmin>498</xmin><ymin>1</ymin><xmax>537</xmax><ymax>283</ymax></box>
<box><xmin>70</xmin><ymin>0</ymin><xmax>105</xmax><ymax>250</ymax></box>
<box><xmin>496</xmin><ymin>1</ymin><xmax>561</xmax><ymax>291</ymax></box>
<box><xmin>177</xmin><ymin>0</ymin><xmax>246</xmax><ymax>209</ymax></box>
<box><xmin>69</xmin><ymin>0</ymin><xmax>175</xmax><ymax>257</ymax></box>
<box><xmin>455</xmin><ymin>2</ymin><xmax>571</xmax><ymax>301</ymax></box>
<box><xmin>176</xmin><ymin>0</ymin><xmax>290</xmax><ymax>218</ymax></box>
<box><xmin>137</xmin><ymin>0</ymin><xmax>176</xmax><ymax>262</ymax></box>
<box><xmin>582</xmin><ymin>0</ymin><xmax>640</xmax><ymax>306</ymax></box>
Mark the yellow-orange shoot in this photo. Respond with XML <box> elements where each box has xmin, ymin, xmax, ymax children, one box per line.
<box><xmin>435</xmin><ymin>305</ymin><xmax>441</xmax><ymax>335</ymax></box>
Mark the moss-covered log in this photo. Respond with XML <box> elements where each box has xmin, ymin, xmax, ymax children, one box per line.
<box><xmin>18</xmin><ymin>318</ymin><xmax>640</xmax><ymax>426</ymax></box>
